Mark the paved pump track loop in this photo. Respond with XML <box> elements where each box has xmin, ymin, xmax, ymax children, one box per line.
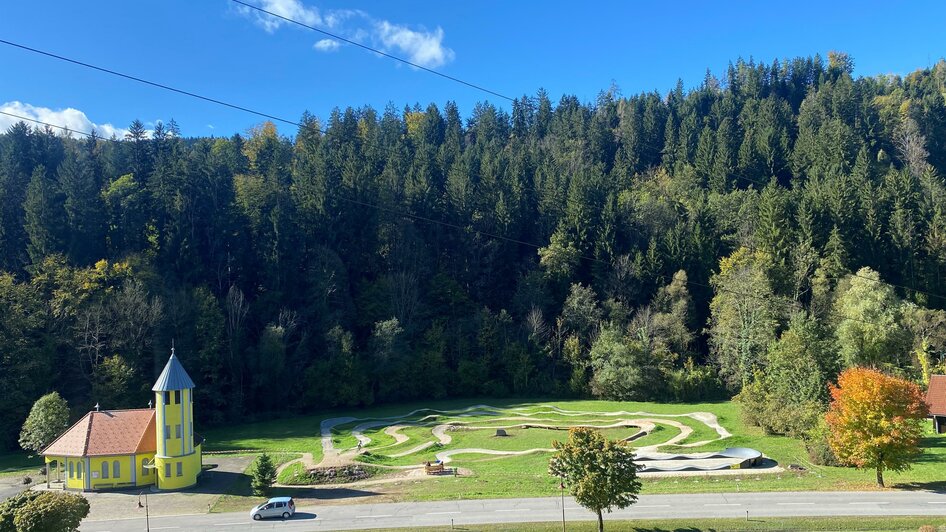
<box><xmin>288</xmin><ymin>404</ymin><xmax>772</xmax><ymax>477</ymax></box>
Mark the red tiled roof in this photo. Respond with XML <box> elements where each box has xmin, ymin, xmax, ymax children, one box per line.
<box><xmin>928</xmin><ymin>375</ymin><xmax>946</xmax><ymax>416</ymax></box>
<box><xmin>42</xmin><ymin>409</ymin><xmax>156</xmax><ymax>457</ymax></box>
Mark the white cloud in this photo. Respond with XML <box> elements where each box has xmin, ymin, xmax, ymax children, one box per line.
<box><xmin>238</xmin><ymin>0</ymin><xmax>321</xmax><ymax>32</ymax></box>
<box><xmin>238</xmin><ymin>0</ymin><xmax>455</xmax><ymax>69</ymax></box>
<box><xmin>313</xmin><ymin>39</ymin><xmax>340</xmax><ymax>52</ymax></box>
<box><xmin>0</xmin><ymin>101</ymin><xmax>129</xmax><ymax>139</ymax></box>
<box><xmin>375</xmin><ymin>21</ymin><xmax>454</xmax><ymax>69</ymax></box>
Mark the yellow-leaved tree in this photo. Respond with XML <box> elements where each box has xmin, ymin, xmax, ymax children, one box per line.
<box><xmin>825</xmin><ymin>367</ymin><xmax>929</xmax><ymax>487</ymax></box>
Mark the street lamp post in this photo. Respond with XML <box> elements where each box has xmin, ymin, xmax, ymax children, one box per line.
<box><xmin>137</xmin><ymin>491</ymin><xmax>150</xmax><ymax>532</ymax></box>
<box><xmin>559</xmin><ymin>479</ymin><xmax>566</xmax><ymax>532</ymax></box>
<box><xmin>142</xmin><ymin>459</ymin><xmax>158</xmax><ymax>532</ymax></box>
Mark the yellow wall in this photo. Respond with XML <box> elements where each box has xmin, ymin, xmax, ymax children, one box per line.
<box><xmin>154</xmin><ymin>443</ymin><xmax>201</xmax><ymax>490</ymax></box>
<box><xmin>47</xmin><ymin>453</ymin><xmax>156</xmax><ymax>491</ymax></box>
<box><xmin>135</xmin><ymin>452</ymin><xmax>157</xmax><ymax>487</ymax></box>
<box><xmin>156</xmin><ymin>388</ymin><xmax>194</xmax><ymax>457</ymax></box>
<box><xmin>88</xmin><ymin>455</ymin><xmax>133</xmax><ymax>490</ymax></box>
<box><xmin>49</xmin><ymin>457</ymin><xmax>87</xmax><ymax>490</ymax></box>
<box><xmin>155</xmin><ymin>386</ymin><xmax>200</xmax><ymax>490</ymax></box>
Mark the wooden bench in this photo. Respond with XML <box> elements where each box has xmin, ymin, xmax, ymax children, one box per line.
<box><xmin>424</xmin><ymin>462</ymin><xmax>445</xmax><ymax>475</ymax></box>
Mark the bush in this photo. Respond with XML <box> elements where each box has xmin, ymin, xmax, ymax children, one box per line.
<box><xmin>250</xmin><ymin>453</ymin><xmax>276</xmax><ymax>496</ymax></box>
<box><xmin>665</xmin><ymin>358</ymin><xmax>725</xmax><ymax>402</ymax></box>
<box><xmin>739</xmin><ymin>370</ymin><xmax>824</xmax><ymax>438</ymax></box>
<box><xmin>806</xmin><ymin>420</ymin><xmax>842</xmax><ymax>467</ymax></box>
<box><xmin>9</xmin><ymin>491</ymin><xmax>88</xmax><ymax>532</ymax></box>
<box><xmin>0</xmin><ymin>491</ymin><xmax>42</xmax><ymax>532</ymax></box>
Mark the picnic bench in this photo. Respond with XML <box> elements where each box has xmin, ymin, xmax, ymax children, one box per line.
<box><xmin>424</xmin><ymin>461</ymin><xmax>445</xmax><ymax>475</ymax></box>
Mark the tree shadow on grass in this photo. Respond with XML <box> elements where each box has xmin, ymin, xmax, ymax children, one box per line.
<box><xmin>915</xmin><ymin>435</ymin><xmax>946</xmax><ymax>461</ymax></box>
<box><xmin>631</xmin><ymin>526</ymin><xmax>700</xmax><ymax>532</ymax></box>
<box><xmin>270</xmin><ymin>485</ymin><xmax>380</xmax><ymax>500</ymax></box>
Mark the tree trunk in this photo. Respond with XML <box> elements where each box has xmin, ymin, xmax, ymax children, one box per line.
<box><xmin>876</xmin><ymin>465</ymin><xmax>884</xmax><ymax>488</ymax></box>
<box><xmin>597</xmin><ymin>508</ymin><xmax>604</xmax><ymax>532</ymax></box>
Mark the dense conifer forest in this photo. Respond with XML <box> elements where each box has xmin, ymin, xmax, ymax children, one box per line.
<box><xmin>1</xmin><ymin>53</ymin><xmax>945</xmax><ymax>451</ymax></box>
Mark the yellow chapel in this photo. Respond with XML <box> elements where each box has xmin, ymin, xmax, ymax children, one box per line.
<box><xmin>41</xmin><ymin>349</ymin><xmax>203</xmax><ymax>491</ymax></box>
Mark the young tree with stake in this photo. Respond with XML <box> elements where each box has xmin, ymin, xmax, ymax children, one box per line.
<box><xmin>549</xmin><ymin>427</ymin><xmax>641</xmax><ymax>532</ymax></box>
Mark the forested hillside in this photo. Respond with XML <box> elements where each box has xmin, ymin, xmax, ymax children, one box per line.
<box><xmin>1</xmin><ymin>53</ymin><xmax>945</xmax><ymax>450</ymax></box>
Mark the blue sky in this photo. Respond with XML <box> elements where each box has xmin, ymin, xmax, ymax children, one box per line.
<box><xmin>2</xmin><ymin>0</ymin><xmax>945</xmax><ymax>138</ymax></box>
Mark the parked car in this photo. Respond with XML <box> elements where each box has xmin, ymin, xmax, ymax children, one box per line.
<box><xmin>249</xmin><ymin>497</ymin><xmax>296</xmax><ymax>520</ymax></box>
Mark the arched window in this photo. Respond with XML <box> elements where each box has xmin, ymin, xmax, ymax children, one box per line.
<box><xmin>68</xmin><ymin>461</ymin><xmax>74</xmax><ymax>478</ymax></box>
<box><xmin>101</xmin><ymin>461</ymin><xmax>109</xmax><ymax>479</ymax></box>
<box><xmin>77</xmin><ymin>462</ymin><xmax>83</xmax><ymax>479</ymax></box>
<box><xmin>113</xmin><ymin>460</ymin><xmax>120</xmax><ymax>478</ymax></box>
<box><xmin>141</xmin><ymin>461</ymin><xmax>149</xmax><ymax>476</ymax></box>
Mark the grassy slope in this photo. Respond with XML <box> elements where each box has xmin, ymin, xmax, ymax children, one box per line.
<box><xmin>371</xmin><ymin>516</ymin><xmax>946</xmax><ymax>532</ymax></box>
<box><xmin>0</xmin><ymin>453</ymin><xmax>43</xmax><ymax>479</ymax></box>
<box><xmin>204</xmin><ymin>398</ymin><xmax>946</xmax><ymax>501</ymax></box>
<box><xmin>4</xmin><ymin>397</ymin><xmax>929</xmax><ymax>505</ymax></box>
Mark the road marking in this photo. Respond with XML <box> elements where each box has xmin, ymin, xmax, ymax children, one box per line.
<box><xmin>704</xmin><ymin>503</ymin><xmax>741</xmax><ymax>507</ymax></box>
<box><xmin>777</xmin><ymin>502</ymin><xmax>815</xmax><ymax>506</ymax></box>
<box><xmin>151</xmin><ymin>528</ymin><xmax>180</xmax><ymax>531</ymax></box>
<box><xmin>849</xmin><ymin>501</ymin><xmax>889</xmax><ymax>505</ymax></box>
<box><xmin>495</xmin><ymin>509</ymin><xmax>529</xmax><ymax>512</ymax></box>
<box><xmin>355</xmin><ymin>515</ymin><xmax>392</xmax><ymax>518</ymax></box>
<box><xmin>214</xmin><ymin>523</ymin><xmax>249</xmax><ymax>527</ymax></box>
<box><xmin>636</xmin><ymin>504</ymin><xmax>671</xmax><ymax>508</ymax></box>
<box><xmin>928</xmin><ymin>501</ymin><xmax>946</xmax><ymax>504</ymax></box>
<box><xmin>426</xmin><ymin>511</ymin><xmax>461</xmax><ymax>515</ymax></box>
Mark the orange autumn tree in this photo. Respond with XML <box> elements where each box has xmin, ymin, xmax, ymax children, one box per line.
<box><xmin>825</xmin><ymin>367</ymin><xmax>929</xmax><ymax>487</ymax></box>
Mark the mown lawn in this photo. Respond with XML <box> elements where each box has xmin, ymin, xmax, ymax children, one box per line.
<box><xmin>144</xmin><ymin>397</ymin><xmax>946</xmax><ymax>502</ymax></box>
<box><xmin>371</xmin><ymin>516</ymin><xmax>946</xmax><ymax>532</ymax></box>
<box><xmin>0</xmin><ymin>452</ymin><xmax>43</xmax><ymax>479</ymax></box>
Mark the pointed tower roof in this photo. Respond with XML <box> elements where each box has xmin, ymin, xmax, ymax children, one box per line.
<box><xmin>152</xmin><ymin>349</ymin><xmax>195</xmax><ymax>391</ymax></box>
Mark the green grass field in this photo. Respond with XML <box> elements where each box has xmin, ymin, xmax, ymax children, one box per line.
<box><xmin>371</xmin><ymin>516</ymin><xmax>946</xmax><ymax>532</ymax></box>
<box><xmin>0</xmin><ymin>452</ymin><xmax>43</xmax><ymax>479</ymax></box>
<box><xmin>5</xmin><ymin>397</ymin><xmax>944</xmax><ymax>505</ymax></box>
<box><xmin>196</xmin><ymin>398</ymin><xmax>946</xmax><ymax>504</ymax></box>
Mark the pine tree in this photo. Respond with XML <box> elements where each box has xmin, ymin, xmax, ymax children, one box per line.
<box><xmin>23</xmin><ymin>165</ymin><xmax>66</xmax><ymax>263</ymax></box>
<box><xmin>251</xmin><ymin>453</ymin><xmax>276</xmax><ymax>496</ymax></box>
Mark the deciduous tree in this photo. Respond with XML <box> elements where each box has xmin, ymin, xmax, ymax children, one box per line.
<box><xmin>19</xmin><ymin>392</ymin><xmax>70</xmax><ymax>454</ymax></box>
<box><xmin>825</xmin><ymin>367</ymin><xmax>929</xmax><ymax>487</ymax></box>
<box><xmin>549</xmin><ymin>427</ymin><xmax>641</xmax><ymax>532</ymax></box>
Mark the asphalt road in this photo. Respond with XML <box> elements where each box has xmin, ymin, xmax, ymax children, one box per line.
<box><xmin>79</xmin><ymin>491</ymin><xmax>946</xmax><ymax>531</ymax></box>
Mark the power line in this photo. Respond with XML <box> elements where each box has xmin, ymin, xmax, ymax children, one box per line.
<box><xmin>0</xmin><ymin>113</ymin><xmax>926</xmax><ymax>330</ymax></box>
<box><xmin>8</xmin><ymin>37</ymin><xmax>938</xmax><ymax>306</ymax></box>
<box><xmin>729</xmin><ymin>173</ymin><xmax>946</xmax><ymax>303</ymax></box>
<box><xmin>4</xmin><ymin>31</ymin><xmax>937</xmax><ymax>315</ymax></box>
<box><xmin>0</xmin><ymin>38</ymin><xmax>305</xmax><ymax>130</ymax></box>
<box><xmin>0</xmin><ymin>111</ymin><xmax>890</xmax><ymax>328</ymax></box>
<box><xmin>0</xmin><ymin>110</ymin><xmax>98</xmax><ymax>138</ymax></box>
<box><xmin>850</xmin><ymin>271</ymin><xmax>946</xmax><ymax>303</ymax></box>
<box><xmin>230</xmin><ymin>0</ymin><xmax>514</xmax><ymax>103</ymax></box>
